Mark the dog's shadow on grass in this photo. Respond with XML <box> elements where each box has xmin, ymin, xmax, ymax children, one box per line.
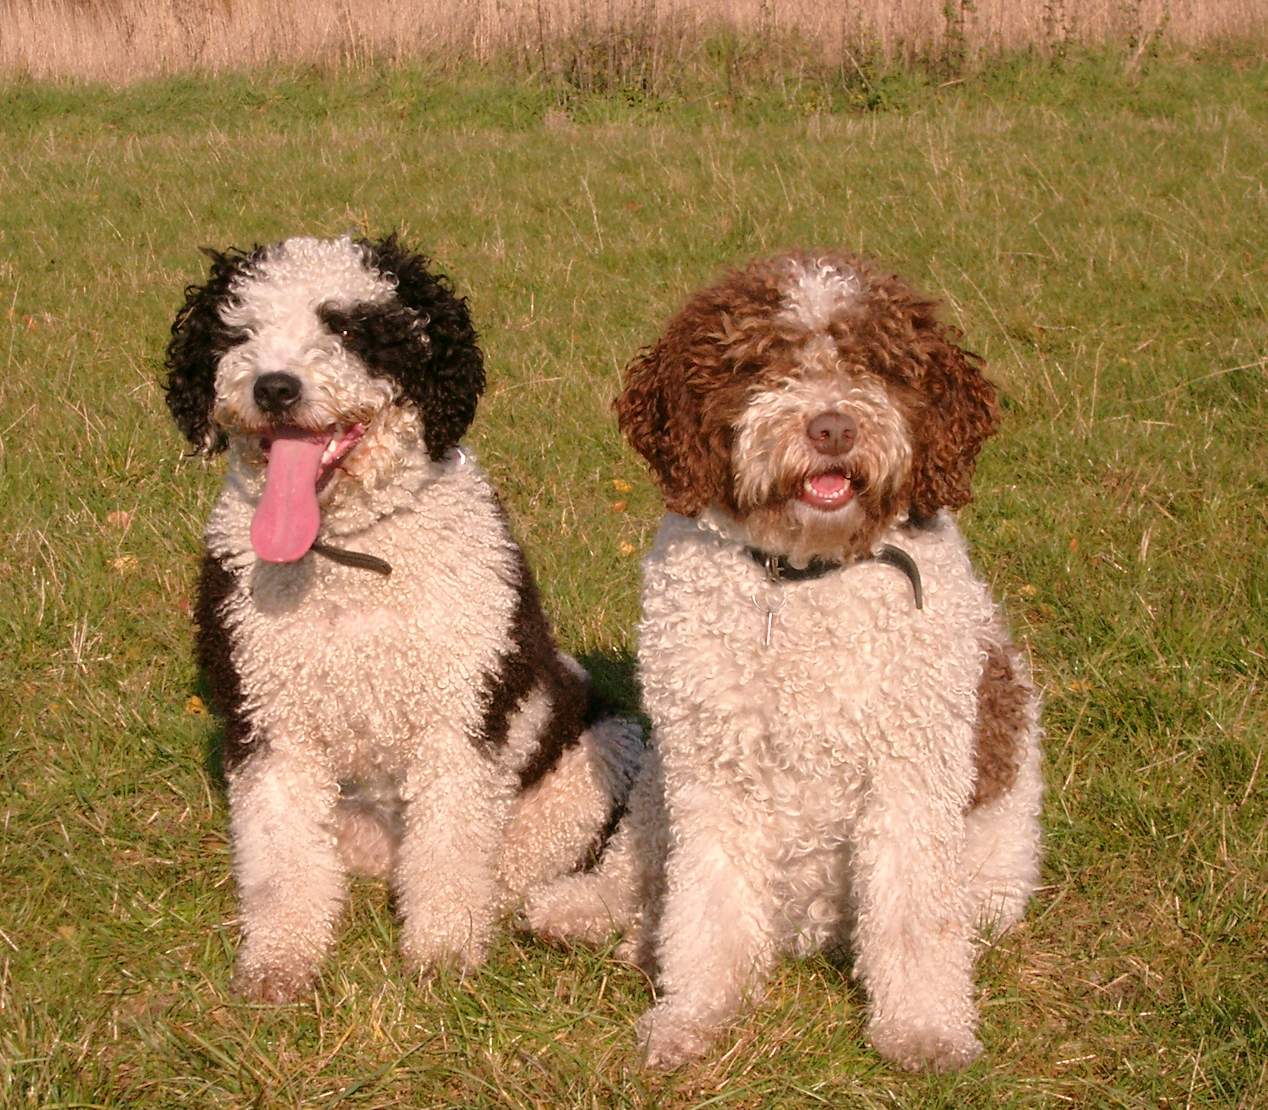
<box><xmin>195</xmin><ymin>673</ymin><xmax>232</xmax><ymax>793</ymax></box>
<box><xmin>578</xmin><ymin>648</ymin><xmax>646</xmax><ymax>727</ymax></box>
<box><xmin>199</xmin><ymin>649</ymin><xmax>647</xmax><ymax>791</ymax></box>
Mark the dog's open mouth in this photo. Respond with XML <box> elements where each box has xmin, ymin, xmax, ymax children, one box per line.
<box><xmin>250</xmin><ymin>424</ymin><xmax>364</xmax><ymax>563</ymax></box>
<box><xmin>797</xmin><ymin>470</ymin><xmax>856</xmax><ymax>512</ymax></box>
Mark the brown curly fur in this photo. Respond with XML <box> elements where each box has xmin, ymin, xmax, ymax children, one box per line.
<box><xmin>615</xmin><ymin>251</ymin><xmax>999</xmax><ymax>525</ymax></box>
<box><xmin>971</xmin><ymin>641</ymin><xmax>1030</xmax><ymax>809</ymax></box>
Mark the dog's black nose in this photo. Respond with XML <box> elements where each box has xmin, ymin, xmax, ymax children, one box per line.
<box><xmin>253</xmin><ymin>372</ymin><xmax>302</xmax><ymax>416</ymax></box>
<box><xmin>806</xmin><ymin>411</ymin><xmax>857</xmax><ymax>456</ymax></box>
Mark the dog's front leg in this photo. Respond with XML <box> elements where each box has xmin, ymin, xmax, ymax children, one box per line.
<box><xmin>850</xmin><ymin>757</ymin><xmax>981</xmax><ymax>1072</ymax></box>
<box><xmin>228</xmin><ymin>744</ymin><xmax>345</xmax><ymax>1002</ymax></box>
<box><xmin>395</xmin><ymin>748</ymin><xmax>506</xmax><ymax>976</ymax></box>
<box><xmin>637</xmin><ymin>781</ymin><xmax>778</xmax><ymax>1070</ymax></box>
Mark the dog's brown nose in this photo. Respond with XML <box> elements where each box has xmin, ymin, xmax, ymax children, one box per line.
<box><xmin>254</xmin><ymin>372</ymin><xmax>302</xmax><ymax>417</ymax></box>
<box><xmin>806</xmin><ymin>411</ymin><xmax>857</xmax><ymax>456</ymax></box>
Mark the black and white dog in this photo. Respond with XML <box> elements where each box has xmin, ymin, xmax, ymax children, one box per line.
<box><xmin>166</xmin><ymin>234</ymin><xmax>640</xmax><ymax>1001</ymax></box>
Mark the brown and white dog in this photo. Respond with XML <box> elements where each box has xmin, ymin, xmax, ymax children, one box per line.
<box><xmin>166</xmin><ymin>233</ymin><xmax>641</xmax><ymax>1001</ymax></box>
<box><xmin>526</xmin><ymin>251</ymin><xmax>1043</xmax><ymax>1071</ymax></box>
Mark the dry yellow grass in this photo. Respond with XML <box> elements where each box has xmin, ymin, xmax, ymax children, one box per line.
<box><xmin>2</xmin><ymin>0</ymin><xmax>1264</xmax><ymax>84</ymax></box>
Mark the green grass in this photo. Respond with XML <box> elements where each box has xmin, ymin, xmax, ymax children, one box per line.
<box><xmin>1</xmin><ymin>51</ymin><xmax>1265</xmax><ymax>1106</ymax></box>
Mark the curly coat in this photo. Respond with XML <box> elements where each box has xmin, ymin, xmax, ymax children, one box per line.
<box><xmin>166</xmin><ymin>234</ymin><xmax>641</xmax><ymax>1001</ymax></box>
<box><xmin>526</xmin><ymin>251</ymin><xmax>1042</xmax><ymax>1073</ymax></box>
<box><xmin>616</xmin><ymin>251</ymin><xmax>999</xmax><ymax>524</ymax></box>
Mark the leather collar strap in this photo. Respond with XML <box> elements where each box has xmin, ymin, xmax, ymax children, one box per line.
<box><xmin>305</xmin><ymin>449</ymin><xmax>471</xmax><ymax>578</ymax></box>
<box><xmin>744</xmin><ymin>542</ymin><xmax>923</xmax><ymax>610</ymax></box>
<box><xmin>311</xmin><ymin>541</ymin><xmax>393</xmax><ymax>577</ymax></box>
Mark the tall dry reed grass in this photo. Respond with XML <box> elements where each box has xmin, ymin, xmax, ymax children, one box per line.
<box><xmin>1</xmin><ymin>0</ymin><xmax>1264</xmax><ymax>84</ymax></box>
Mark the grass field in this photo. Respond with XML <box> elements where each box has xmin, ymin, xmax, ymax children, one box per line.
<box><xmin>1</xmin><ymin>49</ymin><xmax>1266</xmax><ymax>1107</ymax></box>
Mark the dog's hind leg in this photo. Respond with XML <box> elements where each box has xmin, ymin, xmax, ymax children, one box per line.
<box><xmin>963</xmin><ymin>735</ymin><xmax>1042</xmax><ymax>933</ymax></box>
<box><xmin>500</xmin><ymin>715</ymin><xmax>643</xmax><ymax>901</ymax></box>
<box><xmin>521</xmin><ymin>740</ymin><xmax>664</xmax><ymax>952</ymax></box>
<box><xmin>333</xmin><ymin>778</ymin><xmax>402</xmax><ymax>878</ymax></box>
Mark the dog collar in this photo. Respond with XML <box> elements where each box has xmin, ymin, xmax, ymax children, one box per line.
<box><xmin>311</xmin><ymin>541</ymin><xmax>392</xmax><ymax>577</ymax></box>
<box><xmin>744</xmin><ymin>543</ymin><xmax>923</xmax><ymax>610</ymax></box>
<box><xmin>295</xmin><ymin>449</ymin><xmax>469</xmax><ymax>578</ymax></box>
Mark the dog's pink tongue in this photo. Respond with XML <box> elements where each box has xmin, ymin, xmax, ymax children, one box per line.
<box><xmin>808</xmin><ymin>473</ymin><xmax>848</xmax><ymax>497</ymax></box>
<box><xmin>251</xmin><ymin>431</ymin><xmax>326</xmax><ymax>563</ymax></box>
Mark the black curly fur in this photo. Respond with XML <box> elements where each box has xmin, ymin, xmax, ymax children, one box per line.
<box><xmin>164</xmin><ymin>235</ymin><xmax>483</xmax><ymax>460</ymax></box>
<box><xmin>344</xmin><ymin>234</ymin><xmax>485</xmax><ymax>460</ymax></box>
<box><xmin>164</xmin><ymin>246</ymin><xmax>263</xmax><ymax>453</ymax></box>
<box><xmin>195</xmin><ymin>551</ymin><xmax>259</xmax><ymax>776</ymax></box>
<box><xmin>469</xmin><ymin>544</ymin><xmax>595</xmax><ymax>791</ymax></box>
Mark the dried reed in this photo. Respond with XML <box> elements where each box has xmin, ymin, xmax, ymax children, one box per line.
<box><xmin>1</xmin><ymin>0</ymin><xmax>1262</xmax><ymax>84</ymax></box>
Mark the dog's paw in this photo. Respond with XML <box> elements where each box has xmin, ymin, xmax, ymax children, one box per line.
<box><xmin>522</xmin><ymin>873</ymin><xmax>631</xmax><ymax>945</ymax></box>
<box><xmin>520</xmin><ymin>881</ymin><xmax>585</xmax><ymax>941</ymax></box>
<box><xmin>398</xmin><ymin>892</ymin><xmax>494</xmax><ymax>979</ymax></box>
<box><xmin>231</xmin><ymin>961</ymin><xmax>315</xmax><ymax>1004</ymax></box>
<box><xmin>636</xmin><ymin>1004</ymin><xmax>712</xmax><ymax>1071</ymax></box>
<box><xmin>866</xmin><ymin>1017</ymin><xmax>983</xmax><ymax>1072</ymax></box>
<box><xmin>400</xmin><ymin>931</ymin><xmax>489</xmax><ymax>981</ymax></box>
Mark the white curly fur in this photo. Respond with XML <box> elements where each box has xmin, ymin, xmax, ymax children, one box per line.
<box><xmin>181</xmin><ymin>236</ymin><xmax>642</xmax><ymax>1001</ymax></box>
<box><xmin>526</xmin><ymin>255</ymin><xmax>1042</xmax><ymax>1073</ymax></box>
<box><xmin>779</xmin><ymin>256</ymin><xmax>864</xmax><ymax>330</ymax></box>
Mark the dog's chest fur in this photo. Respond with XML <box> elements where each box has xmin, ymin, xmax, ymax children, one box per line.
<box><xmin>205</xmin><ymin>457</ymin><xmax>515</xmax><ymax>777</ymax></box>
<box><xmin>639</xmin><ymin>512</ymin><xmax>994</xmax><ymax>820</ymax></box>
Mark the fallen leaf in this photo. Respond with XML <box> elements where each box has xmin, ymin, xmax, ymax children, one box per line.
<box><xmin>610</xmin><ymin>500</ymin><xmax>628</xmax><ymax>513</ymax></box>
<box><xmin>619</xmin><ymin>542</ymin><xmax>636</xmax><ymax>556</ymax></box>
<box><xmin>185</xmin><ymin>695</ymin><xmax>207</xmax><ymax>716</ymax></box>
<box><xmin>611</xmin><ymin>478</ymin><xmax>633</xmax><ymax>493</ymax></box>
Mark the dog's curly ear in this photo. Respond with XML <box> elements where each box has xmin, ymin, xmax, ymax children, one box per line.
<box><xmin>356</xmin><ymin>234</ymin><xmax>485</xmax><ymax>461</ymax></box>
<box><xmin>905</xmin><ymin>322</ymin><xmax>1000</xmax><ymax>520</ymax></box>
<box><xmin>616</xmin><ymin>332</ymin><xmax>730</xmax><ymax>517</ymax></box>
<box><xmin>164</xmin><ymin>246</ymin><xmax>258</xmax><ymax>455</ymax></box>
